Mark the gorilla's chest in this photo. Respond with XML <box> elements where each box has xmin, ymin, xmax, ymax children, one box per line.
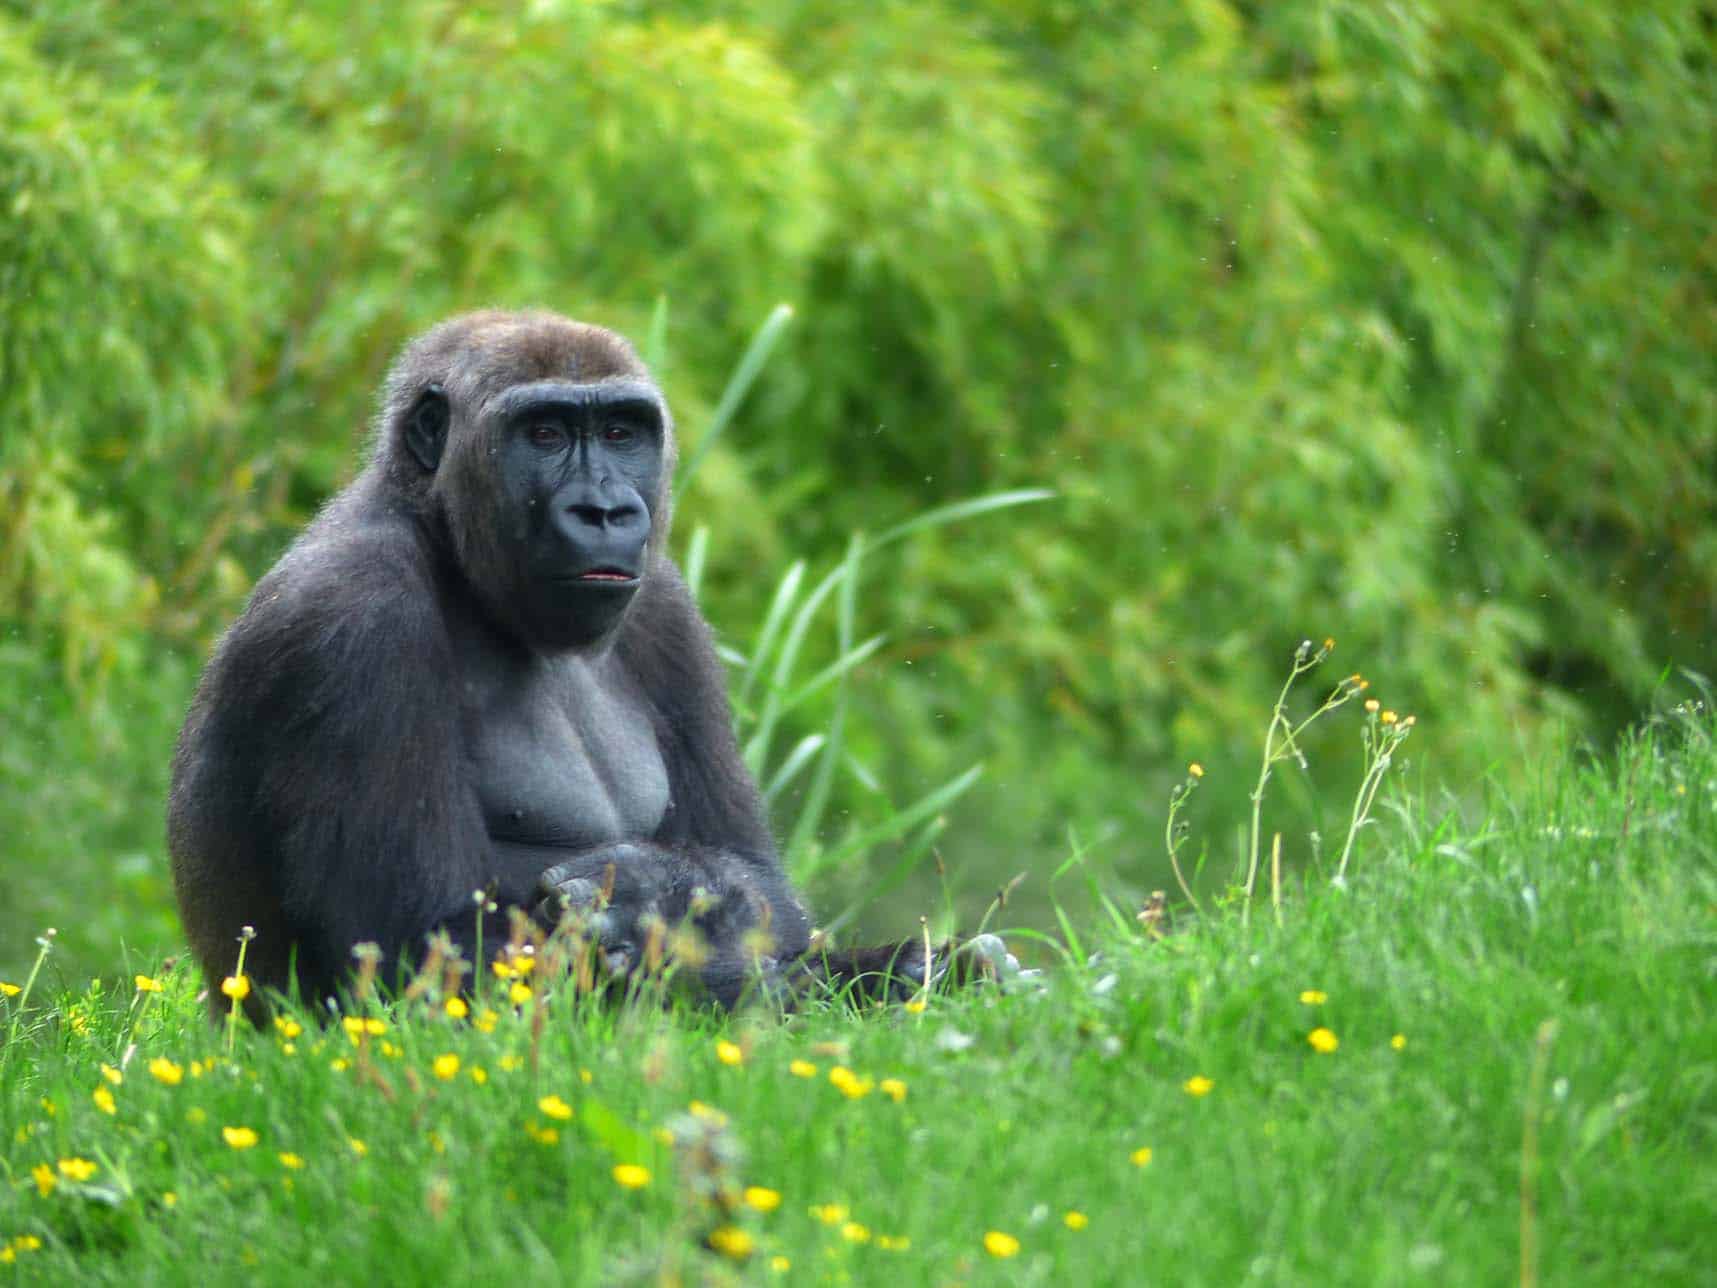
<box><xmin>464</xmin><ymin>657</ymin><xmax>670</xmax><ymax>850</ymax></box>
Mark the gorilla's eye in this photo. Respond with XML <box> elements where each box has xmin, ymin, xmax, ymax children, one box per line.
<box><xmin>602</xmin><ymin>424</ymin><xmax>635</xmax><ymax>444</ymax></box>
<box><xmin>528</xmin><ymin>424</ymin><xmax>565</xmax><ymax>448</ymax></box>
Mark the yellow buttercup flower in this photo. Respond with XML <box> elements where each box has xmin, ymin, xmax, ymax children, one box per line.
<box><xmin>877</xmin><ymin>1235</ymin><xmax>911</xmax><ymax>1251</ymax></box>
<box><xmin>1131</xmin><ymin>1146</ymin><xmax>1153</xmax><ymax>1167</ymax></box>
<box><xmin>100</xmin><ymin>1063</ymin><xmax>123</xmax><ymax>1086</ymax></box>
<box><xmin>220</xmin><ymin>974</ymin><xmax>250</xmax><ymax>1001</ymax></box>
<box><xmin>903</xmin><ymin>997</ymin><xmax>927</xmax><ymax>1014</ymax></box>
<box><xmin>1064</xmin><ymin>1211</ymin><xmax>1089</xmax><ymax>1230</ymax></box>
<box><xmin>31</xmin><ymin>1163</ymin><xmax>57</xmax><ymax>1196</ymax></box>
<box><xmin>612</xmin><ymin>1164</ymin><xmax>650</xmax><ymax>1189</ymax></box>
<box><xmin>1298</xmin><ymin>990</ymin><xmax>1327</xmax><ymax>1005</ymax></box>
<box><xmin>743</xmin><ymin>1186</ymin><xmax>781</xmax><ymax>1212</ymax></box>
<box><xmin>1391</xmin><ymin>1034</ymin><xmax>1407</xmax><ymax>1051</ymax></box>
<box><xmin>1183</xmin><ymin>1075</ymin><xmax>1214</xmax><ymax>1097</ymax></box>
<box><xmin>444</xmin><ymin>996</ymin><xmax>469</xmax><ymax>1019</ymax></box>
<box><xmin>983</xmin><ymin>1230</ymin><xmax>1020</xmax><ymax>1258</ymax></box>
<box><xmin>278</xmin><ymin>1152</ymin><xmax>304</xmax><ymax>1170</ymax></box>
<box><xmin>58</xmin><ymin>1157</ymin><xmax>97</xmax><ymax>1182</ymax></box>
<box><xmin>828</xmin><ymin>1066</ymin><xmax>873</xmax><ymax>1099</ymax></box>
<box><xmin>788</xmin><ymin>1059</ymin><xmax>818</xmax><ymax>1078</ymax></box>
<box><xmin>274</xmin><ymin>1016</ymin><xmax>302</xmax><ymax>1039</ymax></box>
<box><xmin>708</xmin><ymin>1227</ymin><xmax>753</xmax><ymax>1259</ymax></box>
<box><xmin>879</xmin><ymin>1078</ymin><xmax>907</xmax><ymax>1103</ymax></box>
<box><xmin>508</xmin><ymin>981</ymin><xmax>533</xmax><ymax>1005</ymax></box>
<box><xmin>432</xmin><ymin>1054</ymin><xmax>461</xmax><ymax>1081</ymax></box>
<box><xmin>149</xmin><ymin>1058</ymin><xmax>184</xmax><ymax>1086</ymax></box>
<box><xmin>769</xmin><ymin>1255</ymin><xmax>790</xmax><ymax>1272</ymax></box>
<box><xmin>841</xmin><ymin>1222</ymin><xmax>870</xmax><ymax>1243</ymax></box>
<box><xmin>538</xmin><ymin>1095</ymin><xmax>574</xmax><ymax>1121</ymax></box>
<box><xmin>1307</xmin><ymin>1027</ymin><xmax>1339</xmax><ymax>1054</ymax></box>
<box><xmin>473</xmin><ymin>1008</ymin><xmax>499</xmax><ymax>1033</ymax></box>
<box><xmin>809</xmin><ymin>1203</ymin><xmax>848</xmax><ymax>1225</ymax></box>
<box><xmin>222</xmin><ymin>1126</ymin><xmax>259</xmax><ymax>1150</ymax></box>
<box><xmin>92</xmin><ymin>1086</ymin><xmax>117</xmax><ymax>1115</ymax></box>
<box><xmin>498</xmin><ymin>1054</ymin><xmax>524</xmax><ymax>1072</ymax></box>
<box><xmin>525</xmin><ymin>1123</ymin><xmax>559</xmax><ymax>1145</ymax></box>
<box><xmin>468</xmin><ymin>1066</ymin><xmax>489</xmax><ymax>1085</ymax></box>
<box><xmin>1188</xmin><ymin>762</ymin><xmax>1205</xmax><ymax>778</ymax></box>
<box><xmin>134</xmin><ymin>974</ymin><xmax>163</xmax><ymax>993</ymax></box>
<box><xmin>0</xmin><ymin>982</ymin><xmax>20</xmax><ymax>997</ymax></box>
<box><xmin>715</xmin><ymin>1039</ymin><xmax>744</xmax><ymax>1067</ymax></box>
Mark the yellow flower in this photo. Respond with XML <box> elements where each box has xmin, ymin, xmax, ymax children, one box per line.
<box><xmin>510</xmin><ymin>954</ymin><xmax>535</xmax><ymax>976</ymax></box>
<box><xmin>877</xmin><ymin>1235</ymin><xmax>911</xmax><ymax>1251</ymax></box>
<box><xmin>100</xmin><ymin>1063</ymin><xmax>123</xmax><ymax>1086</ymax></box>
<box><xmin>149</xmin><ymin>1058</ymin><xmax>184</xmax><ymax>1086</ymax></box>
<box><xmin>468</xmin><ymin>1066</ymin><xmax>489</xmax><ymax>1085</ymax></box>
<box><xmin>1381</xmin><ymin>710</ymin><xmax>1398</xmax><ymax>725</ymax></box>
<box><xmin>1</xmin><ymin>982</ymin><xmax>21</xmax><ymax>997</ymax></box>
<box><xmin>708</xmin><ymin>1226</ymin><xmax>754</xmax><ymax>1259</ymax></box>
<box><xmin>162</xmin><ymin>1191</ymin><xmax>177</xmax><ymax>1208</ymax></box>
<box><xmin>40</xmin><ymin>1097</ymin><xmax>56</xmax><ymax>1117</ymax></box>
<box><xmin>525</xmin><ymin>1123</ymin><xmax>559</xmax><ymax>1145</ymax></box>
<box><xmin>474</xmin><ymin>1008</ymin><xmax>499</xmax><ymax>1034</ymax></box>
<box><xmin>498</xmin><ymin>1054</ymin><xmax>524</xmax><ymax>1072</ymax></box>
<box><xmin>444</xmin><ymin>996</ymin><xmax>468</xmax><ymax>1019</ymax></box>
<box><xmin>1391</xmin><ymin>1034</ymin><xmax>1407</xmax><ymax>1051</ymax></box>
<box><xmin>432</xmin><ymin>1054</ymin><xmax>461</xmax><ymax>1081</ymax></box>
<box><xmin>1183</xmin><ymin>1075</ymin><xmax>1214</xmax><ymax>1097</ymax></box>
<box><xmin>11</xmin><ymin>1236</ymin><xmax>41</xmax><ymax>1252</ymax></box>
<box><xmin>788</xmin><ymin>1059</ymin><xmax>818</xmax><ymax>1078</ymax></box>
<box><xmin>1364</xmin><ymin>698</ymin><xmax>1380</xmax><ymax>712</ymax></box>
<box><xmin>222</xmin><ymin>1126</ymin><xmax>259</xmax><ymax>1150</ymax></box>
<box><xmin>579</xmin><ymin>1068</ymin><xmax>593</xmax><ymax>1084</ymax></box>
<box><xmin>903</xmin><ymin>997</ymin><xmax>927</xmax><ymax>1014</ymax></box>
<box><xmin>281</xmin><ymin>1043</ymin><xmax>297</xmax><ymax>1056</ymax></box>
<box><xmin>378</xmin><ymin>1040</ymin><xmax>402</xmax><ymax>1059</ymax></box>
<box><xmin>983</xmin><ymin>1230</ymin><xmax>1021</xmax><ymax>1258</ymax></box>
<box><xmin>841</xmin><ymin>1222</ymin><xmax>870</xmax><ymax>1243</ymax></box>
<box><xmin>348</xmin><ymin>1138</ymin><xmax>367</xmax><ymax>1157</ymax></box>
<box><xmin>220</xmin><ymin>974</ymin><xmax>250</xmax><ymax>1001</ymax></box>
<box><xmin>31</xmin><ymin>1163</ymin><xmax>57</xmax><ymax>1196</ymax></box>
<box><xmin>1307</xmin><ymin>1027</ymin><xmax>1339</xmax><ymax>1054</ymax></box>
<box><xmin>828</xmin><ymin>1066</ymin><xmax>873</xmax><ymax>1099</ymax></box>
<box><xmin>330</xmin><ymin>1058</ymin><xmax>350</xmax><ymax>1072</ymax></box>
<box><xmin>612</xmin><ymin>1164</ymin><xmax>651</xmax><ymax>1190</ymax></box>
<box><xmin>58</xmin><ymin>1157</ymin><xmax>97</xmax><ymax>1182</ymax></box>
<box><xmin>715</xmin><ymin>1039</ymin><xmax>744</xmax><ymax>1067</ymax></box>
<box><xmin>1298</xmin><ymin>990</ymin><xmax>1327</xmax><ymax>1005</ymax></box>
<box><xmin>274</xmin><ymin>1016</ymin><xmax>302</xmax><ymax>1039</ymax></box>
<box><xmin>1064</xmin><ymin>1210</ymin><xmax>1089</xmax><ymax>1230</ymax></box>
<box><xmin>1188</xmin><ymin>762</ymin><xmax>1205</xmax><ymax>778</ymax></box>
<box><xmin>538</xmin><ymin>1095</ymin><xmax>574</xmax><ymax>1121</ymax></box>
<box><xmin>689</xmin><ymin>1100</ymin><xmax>727</xmax><ymax>1125</ymax></box>
<box><xmin>134</xmin><ymin>974</ymin><xmax>163</xmax><ymax>993</ymax></box>
<box><xmin>92</xmin><ymin>1086</ymin><xmax>117</xmax><ymax>1115</ymax></box>
<box><xmin>278</xmin><ymin>1152</ymin><xmax>304</xmax><ymax>1170</ymax></box>
<box><xmin>809</xmin><ymin>1203</ymin><xmax>848</xmax><ymax>1225</ymax></box>
<box><xmin>879</xmin><ymin>1078</ymin><xmax>907</xmax><ymax>1103</ymax></box>
<box><xmin>744</xmin><ymin>1186</ymin><xmax>782</xmax><ymax>1212</ymax></box>
<box><xmin>508</xmin><ymin>981</ymin><xmax>533</xmax><ymax>1005</ymax></box>
<box><xmin>769</xmin><ymin>1255</ymin><xmax>791</xmax><ymax>1272</ymax></box>
<box><xmin>491</xmin><ymin>959</ymin><xmax>516</xmax><ymax>980</ymax></box>
<box><xmin>0</xmin><ymin>1249</ymin><xmax>11</xmax><ymax>1265</ymax></box>
<box><xmin>1131</xmin><ymin>1146</ymin><xmax>1153</xmax><ymax>1168</ymax></box>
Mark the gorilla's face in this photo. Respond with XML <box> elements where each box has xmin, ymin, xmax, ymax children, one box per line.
<box><xmin>406</xmin><ymin>374</ymin><xmax>667</xmax><ymax>652</ymax></box>
<box><xmin>490</xmin><ymin>378</ymin><xmax>665</xmax><ymax>649</ymax></box>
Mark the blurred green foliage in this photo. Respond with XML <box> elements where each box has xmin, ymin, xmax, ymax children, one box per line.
<box><xmin>2</xmin><ymin>1</ymin><xmax>1713</xmax><ymax>977</ymax></box>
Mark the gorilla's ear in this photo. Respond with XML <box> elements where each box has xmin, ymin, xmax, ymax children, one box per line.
<box><xmin>403</xmin><ymin>386</ymin><xmax>449</xmax><ymax>473</ymax></box>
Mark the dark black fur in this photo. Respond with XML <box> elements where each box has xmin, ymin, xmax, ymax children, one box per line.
<box><xmin>168</xmin><ymin>311</ymin><xmax>939</xmax><ymax>1014</ymax></box>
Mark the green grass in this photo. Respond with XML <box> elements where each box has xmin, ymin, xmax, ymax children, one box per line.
<box><xmin>2</xmin><ymin>709</ymin><xmax>1714</xmax><ymax>1285</ymax></box>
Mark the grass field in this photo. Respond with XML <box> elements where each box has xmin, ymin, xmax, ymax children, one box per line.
<box><xmin>2</xmin><ymin>707</ymin><xmax>1713</xmax><ymax>1285</ymax></box>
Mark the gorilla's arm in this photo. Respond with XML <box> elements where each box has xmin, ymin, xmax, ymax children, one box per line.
<box><xmin>193</xmin><ymin>536</ymin><xmax>512</xmax><ymax>992</ymax></box>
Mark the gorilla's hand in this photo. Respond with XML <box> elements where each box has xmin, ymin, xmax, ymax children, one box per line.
<box><xmin>533</xmin><ymin>844</ymin><xmax>669</xmax><ymax>977</ymax></box>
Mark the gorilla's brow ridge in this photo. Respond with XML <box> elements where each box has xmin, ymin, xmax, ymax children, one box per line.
<box><xmin>486</xmin><ymin>377</ymin><xmax>665</xmax><ymax>422</ymax></box>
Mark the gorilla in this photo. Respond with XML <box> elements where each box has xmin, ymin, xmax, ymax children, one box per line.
<box><xmin>168</xmin><ymin>310</ymin><xmax>982</xmax><ymax>1016</ymax></box>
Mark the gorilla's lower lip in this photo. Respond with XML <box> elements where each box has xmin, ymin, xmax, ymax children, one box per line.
<box><xmin>558</xmin><ymin>570</ymin><xmax>638</xmax><ymax>584</ymax></box>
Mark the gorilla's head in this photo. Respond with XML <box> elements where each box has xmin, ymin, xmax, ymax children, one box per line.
<box><xmin>377</xmin><ymin>311</ymin><xmax>677</xmax><ymax>651</ymax></box>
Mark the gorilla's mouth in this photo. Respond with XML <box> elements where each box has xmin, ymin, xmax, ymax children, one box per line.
<box><xmin>571</xmin><ymin>568</ymin><xmax>638</xmax><ymax>583</ymax></box>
